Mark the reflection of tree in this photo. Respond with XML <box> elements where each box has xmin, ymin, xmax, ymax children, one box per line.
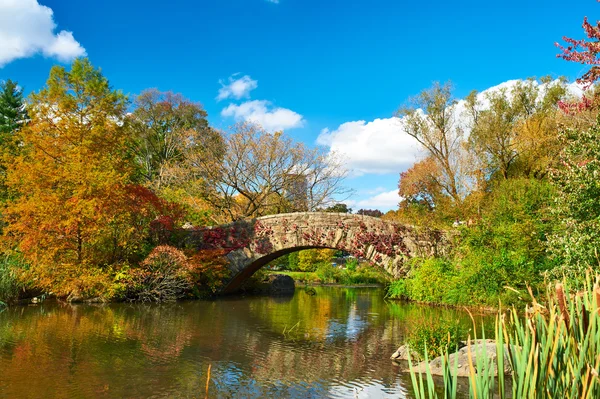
<box><xmin>0</xmin><ymin>290</ymin><xmax>493</xmax><ymax>398</ymax></box>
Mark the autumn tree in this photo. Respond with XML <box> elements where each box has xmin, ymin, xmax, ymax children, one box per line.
<box><xmin>2</xmin><ymin>59</ymin><xmax>170</xmax><ymax>297</ymax></box>
<box><xmin>555</xmin><ymin>5</ymin><xmax>600</xmax><ymax>127</ymax></box>
<box><xmin>396</xmin><ymin>82</ymin><xmax>470</xmax><ymax>203</ymax></box>
<box><xmin>398</xmin><ymin>156</ymin><xmax>444</xmax><ymax>210</ymax></box>
<box><xmin>396</xmin><ymin>156</ymin><xmax>457</xmax><ymax>225</ymax></box>
<box><xmin>191</xmin><ymin>122</ymin><xmax>350</xmax><ymax>221</ymax></box>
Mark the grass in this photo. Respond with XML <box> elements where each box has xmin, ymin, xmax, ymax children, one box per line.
<box><xmin>408</xmin><ymin>273</ymin><xmax>600</xmax><ymax>398</ymax></box>
<box><xmin>267</xmin><ymin>264</ymin><xmax>389</xmax><ymax>286</ymax></box>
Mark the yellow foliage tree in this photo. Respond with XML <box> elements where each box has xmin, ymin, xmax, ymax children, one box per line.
<box><xmin>2</xmin><ymin>59</ymin><xmax>154</xmax><ymax>298</ymax></box>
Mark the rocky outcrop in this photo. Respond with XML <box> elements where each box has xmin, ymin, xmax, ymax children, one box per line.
<box><xmin>243</xmin><ymin>273</ymin><xmax>296</xmax><ymax>296</ymax></box>
<box><xmin>265</xmin><ymin>274</ymin><xmax>295</xmax><ymax>295</ymax></box>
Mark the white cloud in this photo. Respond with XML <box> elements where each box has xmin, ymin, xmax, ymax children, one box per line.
<box><xmin>221</xmin><ymin>100</ymin><xmax>304</xmax><ymax>132</ymax></box>
<box><xmin>266</xmin><ymin>0</ymin><xmax>280</xmax><ymax>3</ymax></box>
<box><xmin>0</xmin><ymin>0</ymin><xmax>86</xmax><ymax>67</ymax></box>
<box><xmin>347</xmin><ymin>189</ymin><xmax>401</xmax><ymax>212</ymax></box>
<box><xmin>316</xmin><ymin>117</ymin><xmax>424</xmax><ymax>176</ymax></box>
<box><xmin>318</xmin><ymin>79</ymin><xmax>585</xmax><ymax>177</ymax></box>
<box><xmin>217</xmin><ymin>74</ymin><xmax>258</xmax><ymax>101</ymax></box>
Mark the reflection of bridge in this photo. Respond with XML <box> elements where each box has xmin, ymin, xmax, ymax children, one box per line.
<box><xmin>184</xmin><ymin>212</ymin><xmax>446</xmax><ymax>293</ymax></box>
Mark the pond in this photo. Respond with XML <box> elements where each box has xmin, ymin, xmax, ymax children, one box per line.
<box><xmin>0</xmin><ymin>287</ymin><xmax>493</xmax><ymax>398</ymax></box>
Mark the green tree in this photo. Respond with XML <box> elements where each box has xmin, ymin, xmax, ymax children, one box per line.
<box><xmin>128</xmin><ymin>89</ymin><xmax>221</xmax><ymax>191</ymax></box>
<box><xmin>549</xmin><ymin>116</ymin><xmax>600</xmax><ymax>282</ymax></box>
<box><xmin>0</xmin><ymin>79</ymin><xmax>28</xmax><ymax>138</ymax></box>
<box><xmin>465</xmin><ymin>78</ymin><xmax>566</xmax><ymax>180</ymax></box>
<box><xmin>297</xmin><ymin>249</ymin><xmax>335</xmax><ymax>272</ymax></box>
<box><xmin>0</xmin><ymin>80</ymin><xmax>28</xmax><ymax>202</ymax></box>
<box><xmin>323</xmin><ymin>203</ymin><xmax>352</xmax><ymax>213</ymax></box>
<box><xmin>356</xmin><ymin>209</ymin><xmax>383</xmax><ymax>217</ymax></box>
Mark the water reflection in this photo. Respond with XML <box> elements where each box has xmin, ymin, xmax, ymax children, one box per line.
<box><xmin>0</xmin><ymin>288</ymin><xmax>490</xmax><ymax>398</ymax></box>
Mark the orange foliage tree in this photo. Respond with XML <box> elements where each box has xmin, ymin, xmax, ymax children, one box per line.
<box><xmin>2</xmin><ymin>59</ymin><xmax>171</xmax><ymax>298</ymax></box>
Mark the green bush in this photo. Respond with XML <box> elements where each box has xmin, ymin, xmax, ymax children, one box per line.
<box><xmin>394</xmin><ymin>178</ymin><xmax>556</xmax><ymax>307</ymax></box>
<box><xmin>386</xmin><ymin>279</ymin><xmax>409</xmax><ymax>300</ymax></box>
<box><xmin>406</xmin><ymin>258</ymin><xmax>456</xmax><ymax>304</ymax></box>
<box><xmin>315</xmin><ymin>263</ymin><xmax>338</xmax><ymax>283</ymax></box>
<box><xmin>452</xmin><ymin>178</ymin><xmax>555</xmax><ymax>303</ymax></box>
<box><xmin>406</xmin><ymin>320</ymin><xmax>464</xmax><ymax>361</ymax></box>
<box><xmin>0</xmin><ymin>254</ymin><xmax>27</xmax><ymax>305</ymax></box>
<box><xmin>346</xmin><ymin>257</ymin><xmax>358</xmax><ymax>271</ymax></box>
<box><xmin>288</xmin><ymin>252</ymin><xmax>299</xmax><ymax>271</ymax></box>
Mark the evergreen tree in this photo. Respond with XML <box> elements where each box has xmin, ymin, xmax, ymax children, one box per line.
<box><xmin>0</xmin><ymin>80</ymin><xmax>28</xmax><ymax>201</ymax></box>
<box><xmin>0</xmin><ymin>79</ymin><xmax>28</xmax><ymax>140</ymax></box>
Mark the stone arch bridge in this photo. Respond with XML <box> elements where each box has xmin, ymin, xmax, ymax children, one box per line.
<box><xmin>183</xmin><ymin>212</ymin><xmax>447</xmax><ymax>294</ymax></box>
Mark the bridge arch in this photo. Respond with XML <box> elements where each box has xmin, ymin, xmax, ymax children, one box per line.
<box><xmin>184</xmin><ymin>212</ymin><xmax>446</xmax><ymax>293</ymax></box>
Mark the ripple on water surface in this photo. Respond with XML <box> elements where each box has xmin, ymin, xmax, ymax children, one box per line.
<box><xmin>0</xmin><ymin>287</ymin><xmax>492</xmax><ymax>398</ymax></box>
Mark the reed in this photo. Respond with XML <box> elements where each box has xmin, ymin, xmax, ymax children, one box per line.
<box><xmin>409</xmin><ymin>273</ymin><xmax>600</xmax><ymax>398</ymax></box>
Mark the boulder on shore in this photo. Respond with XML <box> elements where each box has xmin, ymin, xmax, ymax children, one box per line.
<box><xmin>392</xmin><ymin>339</ymin><xmax>512</xmax><ymax>377</ymax></box>
<box><xmin>267</xmin><ymin>274</ymin><xmax>295</xmax><ymax>295</ymax></box>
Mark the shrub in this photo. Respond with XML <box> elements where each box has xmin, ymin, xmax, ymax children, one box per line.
<box><xmin>406</xmin><ymin>258</ymin><xmax>456</xmax><ymax>304</ymax></box>
<box><xmin>187</xmin><ymin>249</ymin><xmax>231</xmax><ymax>297</ymax></box>
<box><xmin>288</xmin><ymin>251</ymin><xmax>299</xmax><ymax>271</ymax></box>
<box><xmin>315</xmin><ymin>263</ymin><xmax>338</xmax><ymax>283</ymax></box>
<box><xmin>346</xmin><ymin>257</ymin><xmax>358</xmax><ymax>271</ymax></box>
<box><xmin>0</xmin><ymin>254</ymin><xmax>27</xmax><ymax>305</ymax></box>
<box><xmin>406</xmin><ymin>320</ymin><xmax>464</xmax><ymax>361</ymax></box>
<box><xmin>122</xmin><ymin>245</ymin><xmax>191</xmax><ymax>302</ymax></box>
<box><xmin>386</xmin><ymin>279</ymin><xmax>409</xmax><ymax>300</ymax></box>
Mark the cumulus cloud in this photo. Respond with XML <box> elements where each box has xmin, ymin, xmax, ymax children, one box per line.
<box><xmin>347</xmin><ymin>189</ymin><xmax>401</xmax><ymax>212</ymax></box>
<box><xmin>221</xmin><ymin>100</ymin><xmax>304</xmax><ymax>132</ymax></box>
<box><xmin>318</xmin><ymin>79</ymin><xmax>585</xmax><ymax>177</ymax></box>
<box><xmin>217</xmin><ymin>74</ymin><xmax>258</xmax><ymax>101</ymax></box>
<box><xmin>317</xmin><ymin>117</ymin><xmax>424</xmax><ymax>176</ymax></box>
<box><xmin>0</xmin><ymin>0</ymin><xmax>86</xmax><ymax>67</ymax></box>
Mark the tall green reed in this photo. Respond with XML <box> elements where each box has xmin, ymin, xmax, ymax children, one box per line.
<box><xmin>409</xmin><ymin>274</ymin><xmax>600</xmax><ymax>398</ymax></box>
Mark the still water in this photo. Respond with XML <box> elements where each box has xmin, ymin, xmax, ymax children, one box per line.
<box><xmin>0</xmin><ymin>287</ymin><xmax>491</xmax><ymax>398</ymax></box>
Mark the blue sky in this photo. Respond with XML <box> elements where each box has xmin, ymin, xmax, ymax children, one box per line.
<box><xmin>0</xmin><ymin>0</ymin><xmax>595</xmax><ymax>211</ymax></box>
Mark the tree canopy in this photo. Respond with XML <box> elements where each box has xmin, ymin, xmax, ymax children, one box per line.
<box><xmin>2</xmin><ymin>59</ymin><xmax>173</xmax><ymax>297</ymax></box>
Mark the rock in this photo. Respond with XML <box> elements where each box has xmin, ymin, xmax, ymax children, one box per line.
<box><xmin>265</xmin><ymin>274</ymin><xmax>295</xmax><ymax>295</ymax></box>
<box><xmin>84</xmin><ymin>297</ymin><xmax>106</xmax><ymax>303</ymax></box>
<box><xmin>390</xmin><ymin>344</ymin><xmax>419</xmax><ymax>361</ymax></box>
<box><xmin>406</xmin><ymin>339</ymin><xmax>512</xmax><ymax>377</ymax></box>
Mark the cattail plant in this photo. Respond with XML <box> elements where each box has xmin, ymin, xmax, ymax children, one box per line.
<box><xmin>409</xmin><ymin>273</ymin><xmax>600</xmax><ymax>398</ymax></box>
